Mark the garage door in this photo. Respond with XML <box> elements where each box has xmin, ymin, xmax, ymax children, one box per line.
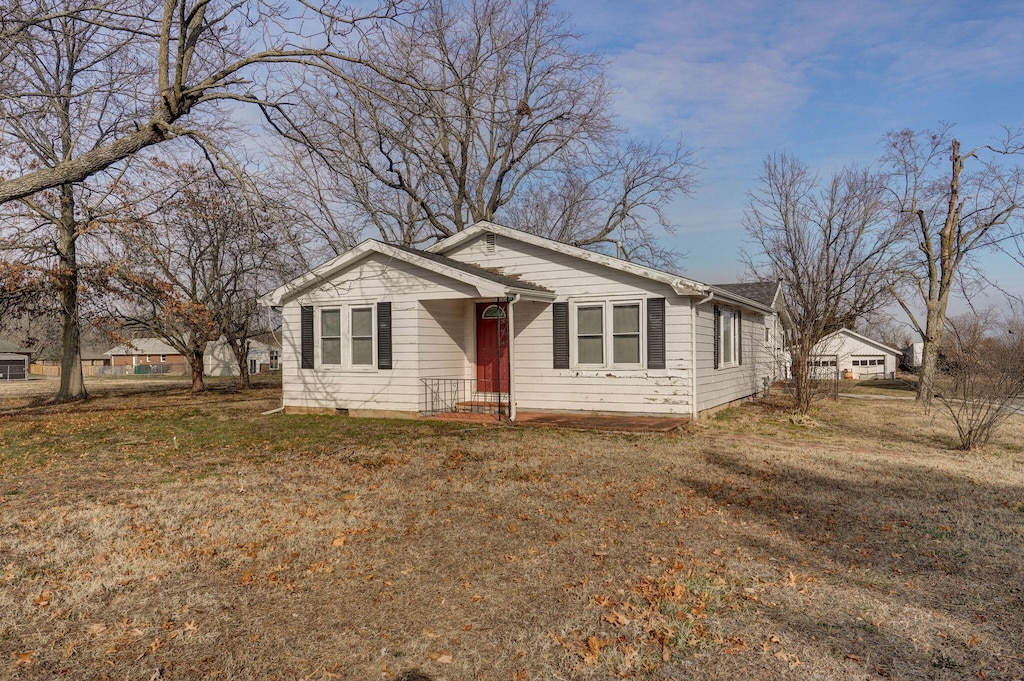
<box><xmin>851</xmin><ymin>356</ymin><xmax>885</xmax><ymax>378</ymax></box>
<box><xmin>0</xmin><ymin>359</ymin><xmax>26</xmax><ymax>380</ymax></box>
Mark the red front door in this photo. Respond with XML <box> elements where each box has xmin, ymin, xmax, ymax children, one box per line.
<box><xmin>476</xmin><ymin>302</ymin><xmax>509</xmax><ymax>393</ymax></box>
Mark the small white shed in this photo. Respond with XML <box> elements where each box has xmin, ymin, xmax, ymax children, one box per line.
<box><xmin>812</xmin><ymin>328</ymin><xmax>902</xmax><ymax>380</ymax></box>
<box><xmin>204</xmin><ymin>337</ymin><xmax>279</xmax><ymax>377</ymax></box>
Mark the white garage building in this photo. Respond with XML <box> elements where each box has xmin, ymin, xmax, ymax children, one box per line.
<box><xmin>811</xmin><ymin>328</ymin><xmax>901</xmax><ymax>380</ymax></box>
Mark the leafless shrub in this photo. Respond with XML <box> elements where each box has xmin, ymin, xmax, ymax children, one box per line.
<box><xmin>742</xmin><ymin>153</ymin><xmax>899</xmax><ymax>414</ymax></box>
<box><xmin>935</xmin><ymin>312</ymin><xmax>1024</xmax><ymax>450</ymax></box>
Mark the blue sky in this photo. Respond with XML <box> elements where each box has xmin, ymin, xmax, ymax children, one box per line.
<box><xmin>555</xmin><ymin>0</ymin><xmax>1024</xmax><ymax>308</ymax></box>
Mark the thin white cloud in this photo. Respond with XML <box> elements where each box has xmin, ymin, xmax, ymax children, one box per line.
<box><xmin>563</xmin><ymin>0</ymin><xmax>1024</xmax><ymax>147</ymax></box>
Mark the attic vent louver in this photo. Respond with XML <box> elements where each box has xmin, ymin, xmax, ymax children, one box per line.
<box><xmin>484</xmin><ymin>232</ymin><xmax>496</xmax><ymax>253</ymax></box>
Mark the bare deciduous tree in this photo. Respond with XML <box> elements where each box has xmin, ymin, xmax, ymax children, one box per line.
<box><xmin>882</xmin><ymin>124</ymin><xmax>1024</xmax><ymax>405</ymax></box>
<box><xmin>743</xmin><ymin>153</ymin><xmax>900</xmax><ymax>414</ymax></box>
<box><xmin>0</xmin><ymin>0</ymin><xmax>400</xmax><ymax>400</ymax></box>
<box><xmin>0</xmin><ymin>0</ymin><xmax>151</xmax><ymax>399</ymax></box>
<box><xmin>935</xmin><ymin>311</ymin><xmax>1024</xmax><ymax>450</ymax></box>
<box><xmin>0</xmin><ymin>0</ymin><xmax>402</xmax><ymax>205</ymax></box>
<box><xmin>272</xmin><ymin>0</ymin><xmax>696</xmax><ymax>261</ymax></box>
<box><xmin>101</xmin><ymin>165</ymin><xmax>288</xmax><ymax>391</ymax></box>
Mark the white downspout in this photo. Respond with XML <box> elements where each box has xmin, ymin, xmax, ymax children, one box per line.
<box><xmin>506</xmin><ymin>294</ymin><xmax>520</xmax><ymax>421</ymax></box>
<box><xmin>691</xmin><ymin>290</ymin><xmax>714</xmax><ymax>420</ymax></box>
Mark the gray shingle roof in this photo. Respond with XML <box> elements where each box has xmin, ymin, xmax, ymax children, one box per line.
<box><xmin>713</xmin><ymin>281</ymin><xmax>780</xmax><ymax>307</ymax></box>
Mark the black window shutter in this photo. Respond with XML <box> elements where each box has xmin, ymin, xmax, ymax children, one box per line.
<box><xmin>552</xmin><ymin>302</ymin><xmax>569</xmax><ymax>369</ymax></box>
<box><xmin>713</xmin><ymin>304</ymin><xmax>721</xmax><ymax>370</ymax></box>
<box><xmin>737</xmin><ymin>310</ymin><xmax>743</xmax><ymax>365</ymax></box>
<box><xmin>377</xmin><ymin>302</ymin><xmax>392</xmax><ymax>370</ymax></box>
<box><xmin>300</xmin><ymin>305</ymin><xmax>314</xmax><ymax>369</ymax></box>
<box><xmin>647</xmin><ymin>298</ymin><xmax>666</xmax><ymax>369</ymax></box>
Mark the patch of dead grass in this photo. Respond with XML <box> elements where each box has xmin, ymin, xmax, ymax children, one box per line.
<box><xmin>1</xmin><ymin>387</ymin><xmax>1023</xmax><ymax>679</ymax></box>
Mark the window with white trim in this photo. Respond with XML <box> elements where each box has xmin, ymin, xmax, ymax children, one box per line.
<box><xmin>573</xmin><ymin>300</ymin><xmax>645</xmax><ymax>368</ymax></box>
<box><xmin>318</xmin><ymin>305</ymin><xmax>376</xmax><ymax>369</ymax></box>
<box><xmin>350</xmin><ymin>307</ymin><xmax>374</xmax><ymax>366</ymax></box>
<box><xmin>612</xmin><ymin>303</ymin><xmax>640</xmax><ymax>364</ymax></box>
<box><xmin>720</xmin><ymin>309</ymin><xmax>737</xmax><ymax>366</ymax></box>
<box><xmin>321</xmin><ymin>309</ymin><xmax>342</xmax><ymax>365</ymax></box>
<box><xmin>576</xmin><ymin>305</ymin><xmax>604</xmax><ymax>365</ymax></box>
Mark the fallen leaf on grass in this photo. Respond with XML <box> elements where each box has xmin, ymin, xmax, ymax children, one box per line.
<box><xmin>428</xmin><ymin>652</ymin><xmax>453</xmax><ymax>664</ymax></box>
<box><xmin>602</xmin><ymin>611</ymin><xmax>630</xmax><ymax>626</ymax></box>
<box><xmin>15</xmin><ymin>650</ymin><xmax>34</xmax><ymax>666</ymax></box>
<box><xmin>34</xmin><ymin>590</ymin><xmax>53</xmax><ymax>607</ymax></box>
<box><xmin>331</xmin><ymin>534</ymin><xmax>347</xmax><ymax>547</ymax></box>
<box><xmin>583</xmin><ymin>636</ymin><xmax>610</xmax><ymax>665</ymax></box>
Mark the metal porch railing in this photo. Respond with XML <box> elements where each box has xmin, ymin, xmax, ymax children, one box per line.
<box><xmin>420</xmin><ymin>378</ymin><xmax>509</xmax><ymax>417</ymax></box>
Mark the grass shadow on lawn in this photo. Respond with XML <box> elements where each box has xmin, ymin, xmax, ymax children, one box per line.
<box><xmin>0</xmin><ymin>389</ymin><xmax>1022</xmax><ymax>679</ymax></box>
<box><xmin>672</xmin><ymin>440</ymin><xmax>1024</xmax><ymax>679</ymax></box>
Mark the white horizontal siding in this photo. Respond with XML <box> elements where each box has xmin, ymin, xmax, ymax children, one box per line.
<box><xmin>443</xmin><ymin>235</ymin><xmax>695</xmax><ymax>414</ymax></box>
<box><xmin>280</xmin><ymin>255</ymin><xmax>481</xmax><ymax>413</ymax></box>
<box><xmin>419</xmin><ymin>299</ymin><xmax>472</xmax><ymax>379</ymax></box>
<box><xmin>694</xmin><ymin>302</ymin><xmax>776</xmax><ymax>412</ymax></box>
<box><xmin>445</xmin><ymin>235</ymin><xmax>679</xmax><ymax>299</ymax></box>
<box><xmin>510</xmin><ymin>299</ymin><xmax>692</xmax><ymax>416</ymax></box>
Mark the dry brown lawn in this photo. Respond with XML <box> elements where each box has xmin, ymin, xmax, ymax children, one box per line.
<box><xmin>1</xmin><ymin>378</ymin><xmax>1023</xmax><ymax>680</ymax></box>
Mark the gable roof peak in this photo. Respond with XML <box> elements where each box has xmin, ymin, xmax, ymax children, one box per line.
<box><xmin>429</xmin><ymin>221</ymin><xmax>707</xmax><ymax>297</ymax></box>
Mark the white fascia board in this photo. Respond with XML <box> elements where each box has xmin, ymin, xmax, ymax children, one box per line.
<box><xmin>264</xmin><ymin>239</ymin><xmax>549</xmax><ymax>306</ymax></box>
<box><xmin>706</xmin><ymin>285</ymin><xmax>776</xmax><ymax>316</ymax></box>
<box><xmin>830</xmin><ymin>328</ymin><xmax>902</xmax><ymax>356</ymax></box>
<box><xmin>430</xmin><ymin>221</ymin><xmax>707</xmax><ymax>297</ymax></box>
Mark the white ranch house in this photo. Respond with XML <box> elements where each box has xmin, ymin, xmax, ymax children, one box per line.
<box><xmin>811</xmin><ymin>328</ymin><xmax>902</xmax><ymax>380</ymax></box>
<box><xmin>267</xmin><ymin>222</ymin><xmax>792</xmax><ymax>420</ymax></box>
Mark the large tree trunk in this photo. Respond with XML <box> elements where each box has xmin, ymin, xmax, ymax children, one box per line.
<box><xmin>916</xmin><ymin>297</ymin><xmax>950</xmax><ymax>406</ymax></box>
<box><xmin>188</xmin><ymin>349</ymin><xmax>206</xmax><ymax>392</ymax></box>
<box><xmin>55</xmin><ymin>184</ymin><xmax>87</xmax><ymax>402</ymax></box>
<box><xmin>232</xmin><ymin>340</ymin><xmax>251</xmax><ymax>390</ymax></box>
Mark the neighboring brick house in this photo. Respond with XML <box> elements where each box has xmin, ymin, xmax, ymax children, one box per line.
<box><xmin>104</xmin><ymin>339</ymin><xmax>189</xmax><ymax>375</ymax></box>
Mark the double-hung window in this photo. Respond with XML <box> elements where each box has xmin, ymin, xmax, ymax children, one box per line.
<box><xmin>350</xmin><ymin>307</ymin><xmax>374</xmax><ymax>366</ymax></box>
<box><xmin>573</xmin><ymin>300</ymin><xmax>644</xmax><ymax>368</ymax></box>
<box><xmin>319</xmin><ymin>305</ymin><xmax>375</xmax><ymax>368</ymax></box>
<box><xmin>321</xmin><ymin>309</ymin><xmax>342</xmax><ymax>365</ymax></box>
<box><xmin>576</xmin><ymin>305</ymin><xmax>605</xmax><ymax>365</ymax></box>
<box><xmin>720</xmin><ymin>309</ymin><xmax>736</xmax><ymax>366</ymax></box>
<box><xmin>612</xmin><ymin>303</ymin><xmax>641</xmax><ymax>364</ymax></box>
